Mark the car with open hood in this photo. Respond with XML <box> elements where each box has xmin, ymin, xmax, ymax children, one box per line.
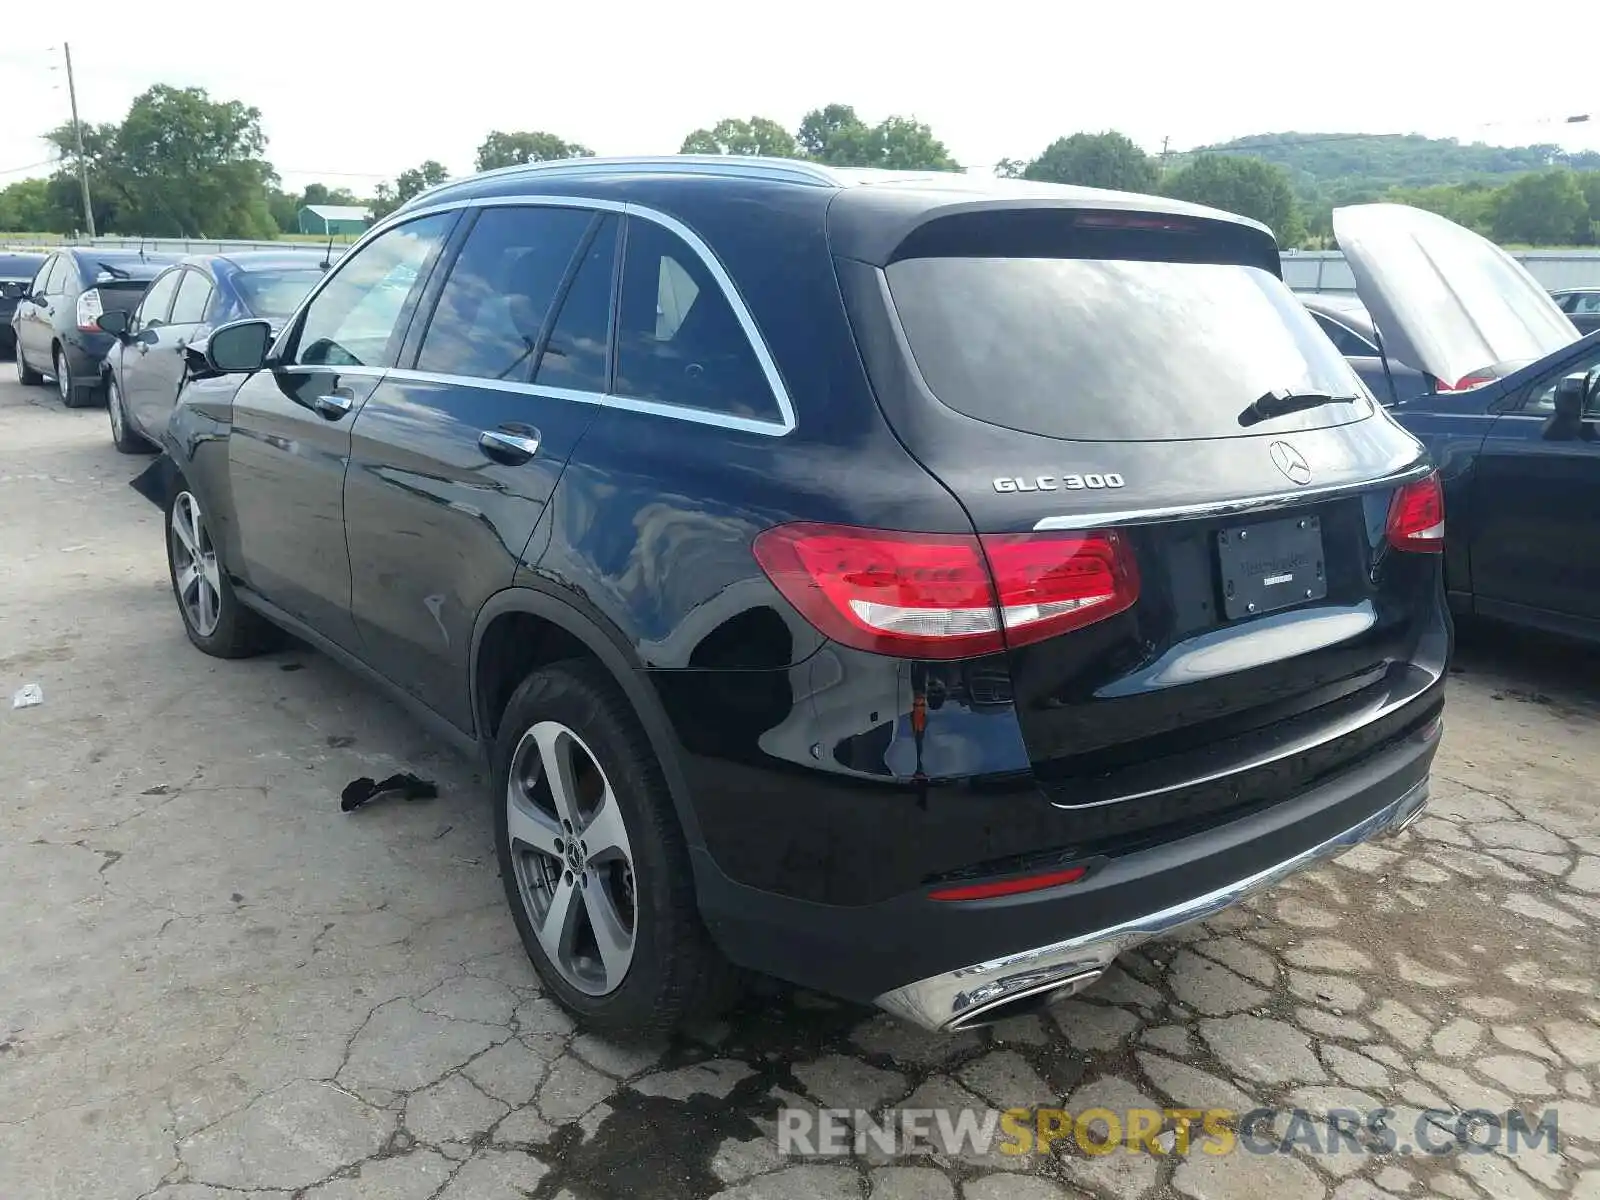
<box><xmin>1333</xmin><ymin>203</ymin><xmax>1600</xmax><ymax>643</ymax></box>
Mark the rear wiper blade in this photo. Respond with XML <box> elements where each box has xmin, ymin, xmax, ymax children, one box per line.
<box><xmin>96</xmin><ymin>261</ymin><xmax>132</xmax><ymax>279</ymax></box>
<box><xmin>1239</xmin><ymin>388</ymin><xmax>1361</xmax><ymax>427</ymax></box>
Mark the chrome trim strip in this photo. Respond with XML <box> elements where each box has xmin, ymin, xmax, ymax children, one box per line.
<box><xmin>875</xmin><ymin>775</ymin><xmax>1431</xmax><ymax>1032</ymax></box>
<box><xmin>265</xmin><ymin>196</ymin><xmax>797</xmax><ymax>438</ymax></box>
<box><xmin>382</xmin><ymin>369</ymin><xmax>794</xmax><ymax>437</ymax></box>
<box><xmin>1059</xmin><ymin>660</ymin><xmax>1434</xmax><ymax>810</ymax></box>
<box><xmin>1032</xmin><ymin>463</ymin><xmax>1434</xmax><ymax>531</ymax></box>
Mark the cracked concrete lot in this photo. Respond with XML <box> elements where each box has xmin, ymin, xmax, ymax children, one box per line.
<box><xmin>3</xmin><ymin>373</ymin><xmax>1600</xmax><ymax>1200</ymax></box>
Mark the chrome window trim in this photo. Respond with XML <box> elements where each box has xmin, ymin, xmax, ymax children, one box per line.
<box><xmin>270</xmin><ymin>195</ymin><xmax>796</xmax><ymax>437</ymax></box>
<box><xmin>1032</xmin><ymin>461</ymin><xmax>1434</xmax><ymax>532</ymax></box>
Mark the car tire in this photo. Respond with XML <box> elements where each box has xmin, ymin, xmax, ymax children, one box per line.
<box><xmin>493</xmin><ymin>658</ymin><xmax>742</xmax><ymax>1033</ymax></box>
<box><xmin>54</xmin><ymin>345</ymin><xmax>99</xmax><ymax>408</ymax></box>
<box><xmin>107</xmin><ymin>375</ymin><xmax>152</xmax><ymax>454</ymax></box>
<box><xmin>165</xmin><ymin>484</ymin><xmax>279</xmax><ymax>658</ymax></box>
<box><xmin>16</xmin><ymin>343</ymin><xmax>43</xmax><ymax>385</ymax></box>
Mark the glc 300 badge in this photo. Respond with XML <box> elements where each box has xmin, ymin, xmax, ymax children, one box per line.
<box><xmin>993</xmin><ymin>473</ymin><xmax>1125</xmax><ymax>493</ymax></box>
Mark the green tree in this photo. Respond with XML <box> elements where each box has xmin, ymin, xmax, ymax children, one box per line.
<box><xmin>51</xmin><ymin>86</ymin><xmax>280</xmax><ymax>237</ymax></box>
<box><xmin>679</xmin><ymin>117</ymin><xmax>797</xmax><ymax>157</ymax></box>
<box><xmin>475</xmin><ymin>131</ymin><xmax>593</xmax><ymax>172</ymax></box>
<box><xmin>370</xmin><ymin>160</ymin><xmax>450</xmax><ymax>219</ymax></box>
<box><xmin>0</xmin><ymin>178</ymin><xmax>57</xmax><ymax>232</ymax></box>
<box><xmin>793</xmin><ymin>104</ymin><xmax>958</xmax><ymax>170</ymax></box>
<box><xmin>1493</xmin><ymin>169</ymin><xmax>1590</xmax><ymax>245</ymax></box>
<box><xmin>1383</xmin><ymin>181</ymin><xmax>1500</xmax><ymax>236</ymax></box>
<box><xmin>873</xmin><ymin>117</ymin><xmax>959</xmax><ymax>170</ymax></box>
<box><xmin>993</xmin><ymin>158</ymin><xmax>1027</xmax><ymax>180</ymax></box>
<box><xmin>796</xmin><ymin>103</ymin><xmax>876</xmax><ymax>164</ymax></box>
<box><xmin>1022</xmin><ymin>132</ymin><xmax>1158</xmax><ymax>192</ymax></box>
<box><xmin>1161</xmin><ymin>154</ymin><xmax>1306</xmax><ymax>246</ymax></box>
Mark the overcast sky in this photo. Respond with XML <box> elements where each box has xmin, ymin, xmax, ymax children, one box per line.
<box><xmin>4</xmin><ymin>3</ymin><xmax>1599</xmax><ymax>194</ymax></box>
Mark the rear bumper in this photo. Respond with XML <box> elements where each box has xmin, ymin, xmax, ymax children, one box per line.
<box><xmin>878</xmin><ymin>772</ymin><xmax>1429</xmax><ymax>1030</ymax></box>
<box><xmin>695</xmin><ymin>708</ymin><xmax>1440</xmax><ymax>1023</ymax></box>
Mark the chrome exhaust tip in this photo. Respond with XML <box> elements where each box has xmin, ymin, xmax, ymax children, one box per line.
<box><xmin>942</xmin><ymin>968</ymin><xmax>1104</xmax><ymax>1032</ymax></box>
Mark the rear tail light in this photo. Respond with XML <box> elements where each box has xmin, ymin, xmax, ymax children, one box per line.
<box><xmin>1386</xmin><ymin>473</ymin><xmax>1445</xmax><ymax>553</ymax></box>
<box><xmin>1435</xmin><ymin>369</ymin><xmax>1496</xmax><ymax>392</ymax></box>
<box><xmin>751</xmin><ymin>523</ymin><xmax>1139</xmax><ymax>659</ymax></box>
<box><xmin>75</xmin><ymin>288</ymin><xmax>102</xmax><ymax>332</ymax></box>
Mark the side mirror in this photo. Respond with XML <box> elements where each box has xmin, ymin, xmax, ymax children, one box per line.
<box><xmin>96</xmin><ymin>309</ymin><xmax>129</xmax><ymax>338</ymax></box>
<box><xmin>204</xmin><ymin>319</ymin><xmax>272</xmax><ymax>374</ymax></box>
<box><xmin>1553</xmin><ymin>374</ymin><xmax>1585</xmax><ymax>422</ymax></box>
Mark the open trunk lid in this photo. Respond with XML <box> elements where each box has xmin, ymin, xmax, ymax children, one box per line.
<box><xmin>834</xmin><ymin>195</ymin><xmax>1449</xmax><ymax>842</ymax></box>
<box><xmin>1332</xmin><ymin>202</ymin><xmax>1579</xmax><ymax>391</ymax></box>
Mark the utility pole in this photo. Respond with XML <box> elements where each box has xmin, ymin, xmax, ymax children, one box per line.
<box><xmin>63</xmin><ymin>42</ymin><xmax>95</xmax><ymax>238</ymax></box>
<box><xmin>1159</xmin><ymin>135</ymin><xmax>1171</xmax><ymax>177</ymax></box>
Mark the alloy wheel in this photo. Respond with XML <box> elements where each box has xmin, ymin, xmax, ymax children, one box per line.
<box><xmin>169</xmin><ymin>491</ymin><xmax>223</xmax><ymax>637</ymax></box>
<box><xmin>108</xmin><ymin>378</ymin><xmax>125</xmax><ymax>442</ymax></box>
<box><xmin>54</xmin><ymin>351</ymin><xmax>68</xmax><ymax>402</ymax></box>
<box><xmin>506</xmin><ymin>721</ymin><xmax>637</xmax><ymax>996</ymax></box>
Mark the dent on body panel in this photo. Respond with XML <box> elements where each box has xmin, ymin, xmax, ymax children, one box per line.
<box><xmin>540</xmin><ymin>454</ymin><xmax>822</xmax><ymax>671</ymax></box>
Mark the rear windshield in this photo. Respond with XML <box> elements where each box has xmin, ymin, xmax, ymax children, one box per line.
<box><xmin>235</xmin><ymin>268</ymin><xmax>325</xmax><ymax>321</ymax></box>
<box><xmin>886</xmin><ymin>257</ymin><xmax>1371</xmax><ymax>442</ymax></box>
<box><xmin>95</xmin><ymin>281</ymin><xmax>154</xmax><ymax>314</ymax></box>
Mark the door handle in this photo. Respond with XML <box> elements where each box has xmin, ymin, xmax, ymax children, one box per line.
<box><xmin>312</xmin><ymin>390</ymin><xmax>354</xmax><ymax>420</ymax></box>
<box><xmin>478</xmin><ymin>427</ymin><xmax>541</xmax><ymax>465</ymax></box>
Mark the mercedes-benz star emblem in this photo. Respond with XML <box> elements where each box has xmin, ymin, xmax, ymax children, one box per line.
<box><xmin>1269</xmin><ymin>441</ymin><xmax>1312</xmax><ymax>486</ymax></box>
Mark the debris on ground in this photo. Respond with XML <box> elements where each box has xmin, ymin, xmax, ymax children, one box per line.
<box><xmin>340</xmin><ymin>772</ymin><xmax>439</xmax><ymax>813</ymax></box>
<box><xmin>11</xmin><ymin>683</ymin><xmax>43</xmax><ymax>709</ymax></box>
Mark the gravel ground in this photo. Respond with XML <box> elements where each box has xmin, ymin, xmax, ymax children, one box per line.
<box><xmin>2</xmin><ymin>372</ymin><xmax>1598</xmax><ymax>1200</ymax></box>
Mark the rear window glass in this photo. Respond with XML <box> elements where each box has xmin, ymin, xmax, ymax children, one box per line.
<box><xmin>235</xmin><ymin>268</ymin><xmax>325</xmax><ymax>321</ymax></box>
<box><xmin>97</xmin><ymin>281</ymin><xmax>155</xmax><ymax>314</ymax></box>
<box><xmin>886</xmin><ymin>257</ymin><xmax>1370</xmax><ymax>442</ymax></box>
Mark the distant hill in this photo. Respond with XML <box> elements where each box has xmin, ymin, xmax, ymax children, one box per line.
<box><xmin>1188</xmin><ymin>132</ymin><xmax>1600</xmax><ymax>194</ymax></box>
<box><xmin>1167</xmin><ymin>132</ymin><xmax>1600</xmax><ymax>237</ymax></box>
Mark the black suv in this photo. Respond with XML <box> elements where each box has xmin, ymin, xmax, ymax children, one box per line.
<box><xmin>150</xmin><ymin>158</ymin><xmax>1447</xmax><ymax>1033</ymax></box>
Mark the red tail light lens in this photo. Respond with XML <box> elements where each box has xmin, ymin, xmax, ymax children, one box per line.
<box><xmin>1386</xmin><ymin>473</ymin><xmax>1445</xmax><ymax>553</ymax></box>
<box><xmin>1436</xmin><ymin>370</ymin><xmax>1496</xmax><ymax>392</ymax></box>
<box><xmin>929</xmin><ymin>865</ymin><xmax>1088</xmax><ymax>901</ymax></box>
<box><xmin>752</xmin><ymin>523</ymin><xmax>1139</xmax><ymax>659</ymax></box>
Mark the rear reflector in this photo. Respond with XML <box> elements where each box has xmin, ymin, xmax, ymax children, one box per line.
<box><xmin>929</xmin><ymin>866</ymin><xmax>1089</xmax><ymax>901</ymax></box>
<box><xmin>1386</xmin><ymin>473</ymin><xmax>1445</xmax><ymax>553</ymax></box>
<box><xmin>752</xmin><ymin>523</ymin><xmax>1138</xmax><ymax>659</ymax></box>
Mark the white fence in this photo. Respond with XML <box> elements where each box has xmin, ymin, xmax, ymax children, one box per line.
<box><xmin>1281</xmin><ymin>249</ymin><xmax>1600</xmax><ymax>295</ymax></box>
<box><xmin>11</xmin><ymin>238</ymin><xmax>1600</xmax><ymax>294</ymax></box>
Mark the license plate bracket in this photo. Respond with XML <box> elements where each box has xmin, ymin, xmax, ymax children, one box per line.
<box><xmin>1216</xmin><ymin>514</ymin><xmax>1326</xmax><ymax>620</ymax></box>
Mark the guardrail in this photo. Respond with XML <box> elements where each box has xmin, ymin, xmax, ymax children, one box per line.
<box><xmin>1</xmin><ymin>236</ymin><xmax>357</xmax><ymax>253</ymax></box>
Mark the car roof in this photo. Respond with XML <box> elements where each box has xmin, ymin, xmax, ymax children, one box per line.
<box><xmin>180</xmin><ymin>249</ymin><xmax>330</xmax><ymax>275</ymax></box>
<box><xmin>0</xmin><ymin>251</ymin><xmax>46</xmax><ymax>274</ymax></box>
<box><xmin>395</xmin><ymin>156</ymin><xmax>1281</xmax><ymax>268</ymax></box>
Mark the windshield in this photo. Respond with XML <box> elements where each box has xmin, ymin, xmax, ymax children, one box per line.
<box><xmin>235</xmin><ymin>268</ymin><xmax>326</xmax><ymax>321</ymax></box>
<box><xmin>886</xmin><ymin>257</ymin><xmax>1371</xmax><ymax>442</ymax></box>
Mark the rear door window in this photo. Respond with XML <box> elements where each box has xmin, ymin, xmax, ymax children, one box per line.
<box><xmin>415</xmin><ymin>205</ymin><xmax>592</xmax><ymax>382</ymax></box>
<box><xmin>170</xmin><ymin>270</ymin><xmax>213</xmax><ymax>325</ymax></box>
<box><xmin>1311</xmin><ymin>312</ymin><xmax>1378</xmax><ymax>357</ymax></box>
<box><xmin>135</xmin><ymin>270</ymin><xmax>183</xmax><ymax>331</ymax></box>
<box><xmin>886</xmin><ymin>256</ymin><xmax>1370</xmax><ymax>442</ymax></box>
<box><xmin>614</xmin><ymin>217</ymin><xmax>779</xmax><ymax>421</ymax></box>
<box><xmin>534</xmin><ymin>215</ymin><xmax>618</xmax><ymax>394</ymax></box>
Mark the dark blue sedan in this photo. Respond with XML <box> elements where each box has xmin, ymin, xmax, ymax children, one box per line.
<box><xmin>1329</xmin><ymin>204</ymin><xmax>1600</xmax><ymax>643</ymax></box>
<box><xmin>97</xmin><ymin>250</ymin><xmax>331</xmax><ymax>452</ymax></box>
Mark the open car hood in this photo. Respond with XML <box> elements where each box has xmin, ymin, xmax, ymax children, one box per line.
<box><xmin>1332</xmin><ymin>203</ymin><xmax>1579</xmax><ymax>388</ymax></box>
